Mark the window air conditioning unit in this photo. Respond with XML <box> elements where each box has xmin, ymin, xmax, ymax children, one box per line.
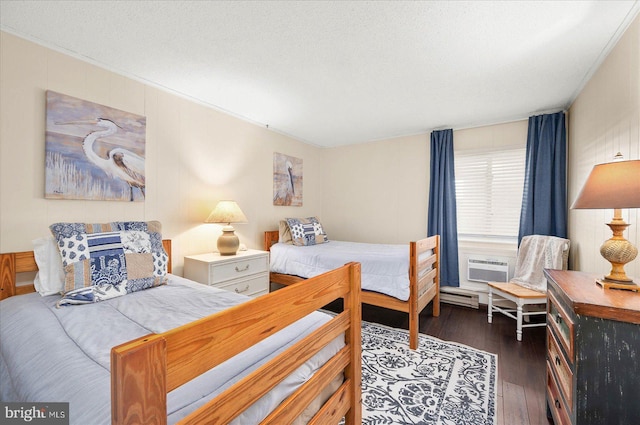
<box><xmin>467</xmin><ymin>257</ymin><xmax>509</xmax><ymax>283</ymax></box>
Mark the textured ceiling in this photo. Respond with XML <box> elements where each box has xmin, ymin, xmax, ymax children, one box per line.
<box><xmin>1</xmin><ymin>1</ymin><xmax>639</xmax><ymax>147</ymax></box>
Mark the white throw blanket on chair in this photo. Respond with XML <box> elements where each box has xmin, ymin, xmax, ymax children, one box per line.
<box><xmin>511</xmin><ymin>235</ymin><xmax>570</xmax><ymax>292</ymax></box>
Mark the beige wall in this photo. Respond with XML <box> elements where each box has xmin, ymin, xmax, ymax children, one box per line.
<box><xmin>0</xmin><ymin>31</ymin><xmax>324</xmax><ymax>275</ymax></box>
<box><xmin>454</xmin><ymin>120</ymin><xmax>528</xmax><ymax>152</ymax></box>
<box><xmin>568</xmin><ymin>14</ymin><xmax>640</xmax><ymax>279</ymax></box>
<box><xmin>321</xmin><ymin>134</ymin><xmax>429</xmax><ymax>244</ymax></box>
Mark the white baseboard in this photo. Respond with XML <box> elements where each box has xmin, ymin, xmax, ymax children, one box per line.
<box><xmin>443</xmin><ymin>283</ymin><xmax>514</xmax><ymax>308</ymax></box>
<box><xmin>440</xmin><ymin>286</ymin><xmax>480</xmax><ymax>309</ymax></box>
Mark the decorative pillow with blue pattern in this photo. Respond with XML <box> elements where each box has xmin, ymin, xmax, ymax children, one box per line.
<box><xmin>49</xmin><ymin>220</ymin><xmax>168</xmax><ymax>306</ymax></box>
<box><xmin>285</xmin><ymin>217</ymin><xmax>328</xmax><ymax>246</ymax></box>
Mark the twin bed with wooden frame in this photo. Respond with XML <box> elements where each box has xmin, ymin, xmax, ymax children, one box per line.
<box><xmin>0</xmin><ymin>240</ymin><xmax>362</xmax><ymax>425</ymax></box>
<box><xmin>264</xmin><ymin>231</ymin><xmax>441</xmax><ymax>350</ymax></box>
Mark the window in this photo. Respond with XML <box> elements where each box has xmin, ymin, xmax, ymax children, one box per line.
<box><xmin>454</xmin><ymin>147</ymin><xmax>526</xmax><ymax>239</ymax></box>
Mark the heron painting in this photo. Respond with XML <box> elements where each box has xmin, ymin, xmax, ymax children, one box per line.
<box><xmin>273</xmin><ymin>152</ymin><xmax>302</xmax><ymax>206</ymax></box>
<box><xmin>45</xmin><ymin>91</ymin><xmax>146</xmax><ymax>201</ymax></box>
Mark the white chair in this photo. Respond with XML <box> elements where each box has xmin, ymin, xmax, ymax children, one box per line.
<box><xmin>487</xmin><ymin>235</ymin><xmax>570</xmax><ymax>341</ymax></box>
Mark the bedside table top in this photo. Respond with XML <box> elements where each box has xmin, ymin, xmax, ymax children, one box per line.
<box><xmin>545</xmin><ymin>269</ymin><xmax>640</xmax><ymax>324</ymax></box>
<box><xmin>185</xmin><ymin>249</ymin><xmax>268</xmax><ymax>263</ymax></box>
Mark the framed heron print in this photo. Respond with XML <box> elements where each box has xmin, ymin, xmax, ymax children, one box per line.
<box><xmin>45</xmin><ymin>91</ymin><xmax>147</xmax><ymax>201</ymax></box>
<box><xmin>273</xmin><ymin>152</ymin><xmax>302</xmax><ymax>206</ymax></box>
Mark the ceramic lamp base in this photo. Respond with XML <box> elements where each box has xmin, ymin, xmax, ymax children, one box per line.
<box><xmin>599</xmin><ymin>216</ymin><xmax>638</xmax><ymax>284</ymax></box>
<box><xmin>217</xmin><ymin>226</ymin><xmax>239</xmax><ymax>255</ymax></box>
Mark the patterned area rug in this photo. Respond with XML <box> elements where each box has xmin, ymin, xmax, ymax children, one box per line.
<box><xmin>345</xmin><ymin>320</ymin><xmax>498</xmax><ymax>425</ymax></box>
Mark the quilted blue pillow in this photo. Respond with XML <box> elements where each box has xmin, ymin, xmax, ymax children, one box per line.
<box><xmin>49</xmin><ymin>220</ymin><xmax>168</xmax><ymax>306</ymax></box>
<box><xmin>285</xmin><ymin>217</ymin><xmax>328</xmax><ymax>246</ymax></box>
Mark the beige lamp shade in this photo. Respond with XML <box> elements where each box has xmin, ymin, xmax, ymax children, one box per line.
<box><xmin>572</xmin><ymin>160</ymin><xmax>640</xmax><ymax>209</ymax></box>
<box><xmin>205</xmin><ymin>201</ymin><xmax>247</xmax><ymax>255</ymax></box>
<box><xmin>205</xmin><ymin>200</ymin><xmax>248</xmax><ymax>224</ymax></box>
<box><xmin>571</xmin><ymin>158</ymin><xmax>640</xmax><ymax>286</ymax></box>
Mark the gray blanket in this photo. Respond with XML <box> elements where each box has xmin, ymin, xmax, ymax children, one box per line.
<box><xmin>0</xmin><ymin>274</ymin><xmax>342</xmax><ymax>424</ymax></box>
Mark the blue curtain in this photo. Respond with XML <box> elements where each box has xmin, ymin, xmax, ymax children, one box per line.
<box><xmin>428</xmin><ymin>129</ymin><xmax>460</xmax><ymax>287</ymax></box>
<box><xmin>518</xmin><ymin>112</ymin><xmax>567</xmax><ymax>245</ymax></box>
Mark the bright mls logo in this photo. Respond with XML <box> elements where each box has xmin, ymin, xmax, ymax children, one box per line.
<box><xmin>1</xmin><ymin>403</ymin><xmax>68</xmax><ymax>424</ymax></box>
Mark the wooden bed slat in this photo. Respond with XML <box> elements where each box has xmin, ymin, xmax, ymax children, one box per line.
<box><xmin>15</xmin><ymin>251</ymin><xmax>38</xmax><ymax>273</ymax></box>
<box><xmin>15</xmin><ymin>284</ymin><xmax>36</xmax><ymax>296</ymax></box>
<box><xmin>418</xmin><ymin>252</ymin><xmax>437</xmax><ymax>271</ymax></box>
<box><xmin>260</xmin><ymin>346</ymin><xmax>349</xmax><ymax>424</ymax></box>
<box><xmin>415</xmin><ymin>235</ymin><xmax>438</xmax><ymax>251</ymax></box>
<box><xmin>270</xmin><ymin>272</ymin><xmax>304</xmax><ymax>286</ymax></box>
<box><xmin>417</xmin><ymin>268</ymin><xmax>438</xmax><ymax>292</ymax></box>
<box><xmin>360</xmin><ymin>290</ymin><xmax>410</xmax><ymax>312</ymax></box>
<box><xmin>269</xmin><ymin>271</ymin><xmax>305</xmax><ymax>286</ymax></box>
<box><xmin>309</xmin><ymin>380</ymin><xmax>352</xmax><ymax>425</ymax></box>
<box><xmin>183</xmin><ymin>312</ymin><xmax>350</xmax><ymax>424</ymax></box>
<box><xmin>418</xmin><ymin>284</ymin><xmax>438</xmax><ymax>312</ymax></box>
<box><xmin>163</xmin><ymin>265</ymin><xmax>352</xmax><ymax>391</ymax></box>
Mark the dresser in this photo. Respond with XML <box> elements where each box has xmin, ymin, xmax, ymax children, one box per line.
<box><xmin>184</xmin><ymin>249</ymin><xmax>270</xmax><ymax>297</ymax></box>
<box><xmin>544</xmin><ymin>269</ymin><xmax>640</xmax><ymax>425</ymax></box>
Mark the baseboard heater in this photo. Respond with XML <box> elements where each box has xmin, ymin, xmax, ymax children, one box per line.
<box><xmin>440</xmin><ymin>287</ymin><xmax>480</xmax><ymax>309</ymax></box>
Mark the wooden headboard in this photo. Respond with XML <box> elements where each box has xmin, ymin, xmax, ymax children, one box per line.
<box><xmin>264</xmin><ymin>230</ymin><xmax>279</xmax><ymax>251</ymax></box>
<box><xmin>0</xmin><ymin>240</ymin><xmax>172</xmax><ymax>301</ymax></box>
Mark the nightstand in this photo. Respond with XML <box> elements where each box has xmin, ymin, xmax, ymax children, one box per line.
<box><xmin>184</xmin><ymin>249</ymin><xmax>269</xmax><ymax>297</ymax></box>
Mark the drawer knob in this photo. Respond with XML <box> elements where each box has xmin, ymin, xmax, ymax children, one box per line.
<box><xmin>235</xmin><ymin>264</ymin><xmax>250</xmax><ymax>272</ymax></box>
<box><xmin>235</xmin><ymin>285</ymin><xmax>250</xmax><ymax>294</ymax></box>
<box><xmin>555</xmin><ymin>313</ymin><xmax>562</xmax><ymax>324</ymax></box>
<box><xmin>555</xmin><ymin>399</ymin><xmax>561</xmax><ymax>409</ymax></box>
<box><xmin>555</xmin><ymin>356</ymin><xmax>561</xmax><ymax>366</ymax></box>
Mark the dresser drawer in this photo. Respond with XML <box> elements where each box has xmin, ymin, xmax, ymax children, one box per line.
<box><xmin>547</xmin><ymin>291</ymin><xmax>574</xmax><ymax>361</ymax></box>
<box><xmin>209</xmin><ymin>254</ymin><xmax>269</xmax><ymax>284</ymax></box>
<box><xmin>216</xmin><ymin>272</ymin><xmax>269</xmax><ymax>297</ymax></box>
<box><xmin>547</xmin><ymin>365</ymin><xmax>571</xmax><ymax>425</ymax></box>
<box><xmin>547</xmin><ymin>330</ymin><xmax>573</xmax><ymax>411</ymax></box>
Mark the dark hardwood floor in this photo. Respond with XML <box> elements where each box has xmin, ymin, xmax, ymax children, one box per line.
<box><xmin>358</xmin><ymin>302</ymin><xmax>552</xmax><ymax>425</ymax></box>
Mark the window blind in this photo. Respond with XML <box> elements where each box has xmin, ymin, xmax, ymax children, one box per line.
<box><xmin>454</xmin><ymin>147</ymin><xmax>526</xmax><ymax>238</ymax></box>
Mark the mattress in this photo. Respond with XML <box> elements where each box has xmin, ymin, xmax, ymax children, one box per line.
<box><xmin>0</xmin><ymin>274</ymin><xmax>343</xmax><ymax>424</ymax></box>
<box><xmin>270</xmin><ymin>240</ymin><xmax>411</xmax><ymax>301</ymax></box>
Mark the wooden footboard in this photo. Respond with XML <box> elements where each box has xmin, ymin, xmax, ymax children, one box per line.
<box><xmin>265</xmin><ymin>230</ymin><xmax>440</xmax><ymax>350</ymax></box>
<box><xmin>112</xmin><ymin>262</ymin><xmax>362</xmax><ymax>425</ymax></box>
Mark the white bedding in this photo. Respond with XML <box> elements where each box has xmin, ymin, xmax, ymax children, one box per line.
<box><xmin>0</xmin><ymin>274</ymin><xmax>343</xmax><ymax>424</ymax></box>
<box><xmin>270</xmin><ymin>240</ymin><xmax>411</xmax><ymax>301</ymax></box>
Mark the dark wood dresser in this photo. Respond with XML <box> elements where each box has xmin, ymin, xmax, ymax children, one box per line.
<box><xmin>544</xmin><ymin>269</ymin><xmax>640</xmax><ymax>424</ymax></box>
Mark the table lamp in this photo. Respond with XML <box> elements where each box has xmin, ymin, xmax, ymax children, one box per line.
<box><xmin>205</xmin><ymin>200</ymin><xmax>248</xmax><ymax>255</ymax></box>
<box><xmin>571</xmin><ymin>155</ymin><xmax>640</xmax><ymax>289</ymax></box>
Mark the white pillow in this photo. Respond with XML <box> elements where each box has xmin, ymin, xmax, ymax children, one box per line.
<box><xmin>33</xmin><ymin>236</ymin><xmax>65</xmax><ymax>296</ymax></box>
